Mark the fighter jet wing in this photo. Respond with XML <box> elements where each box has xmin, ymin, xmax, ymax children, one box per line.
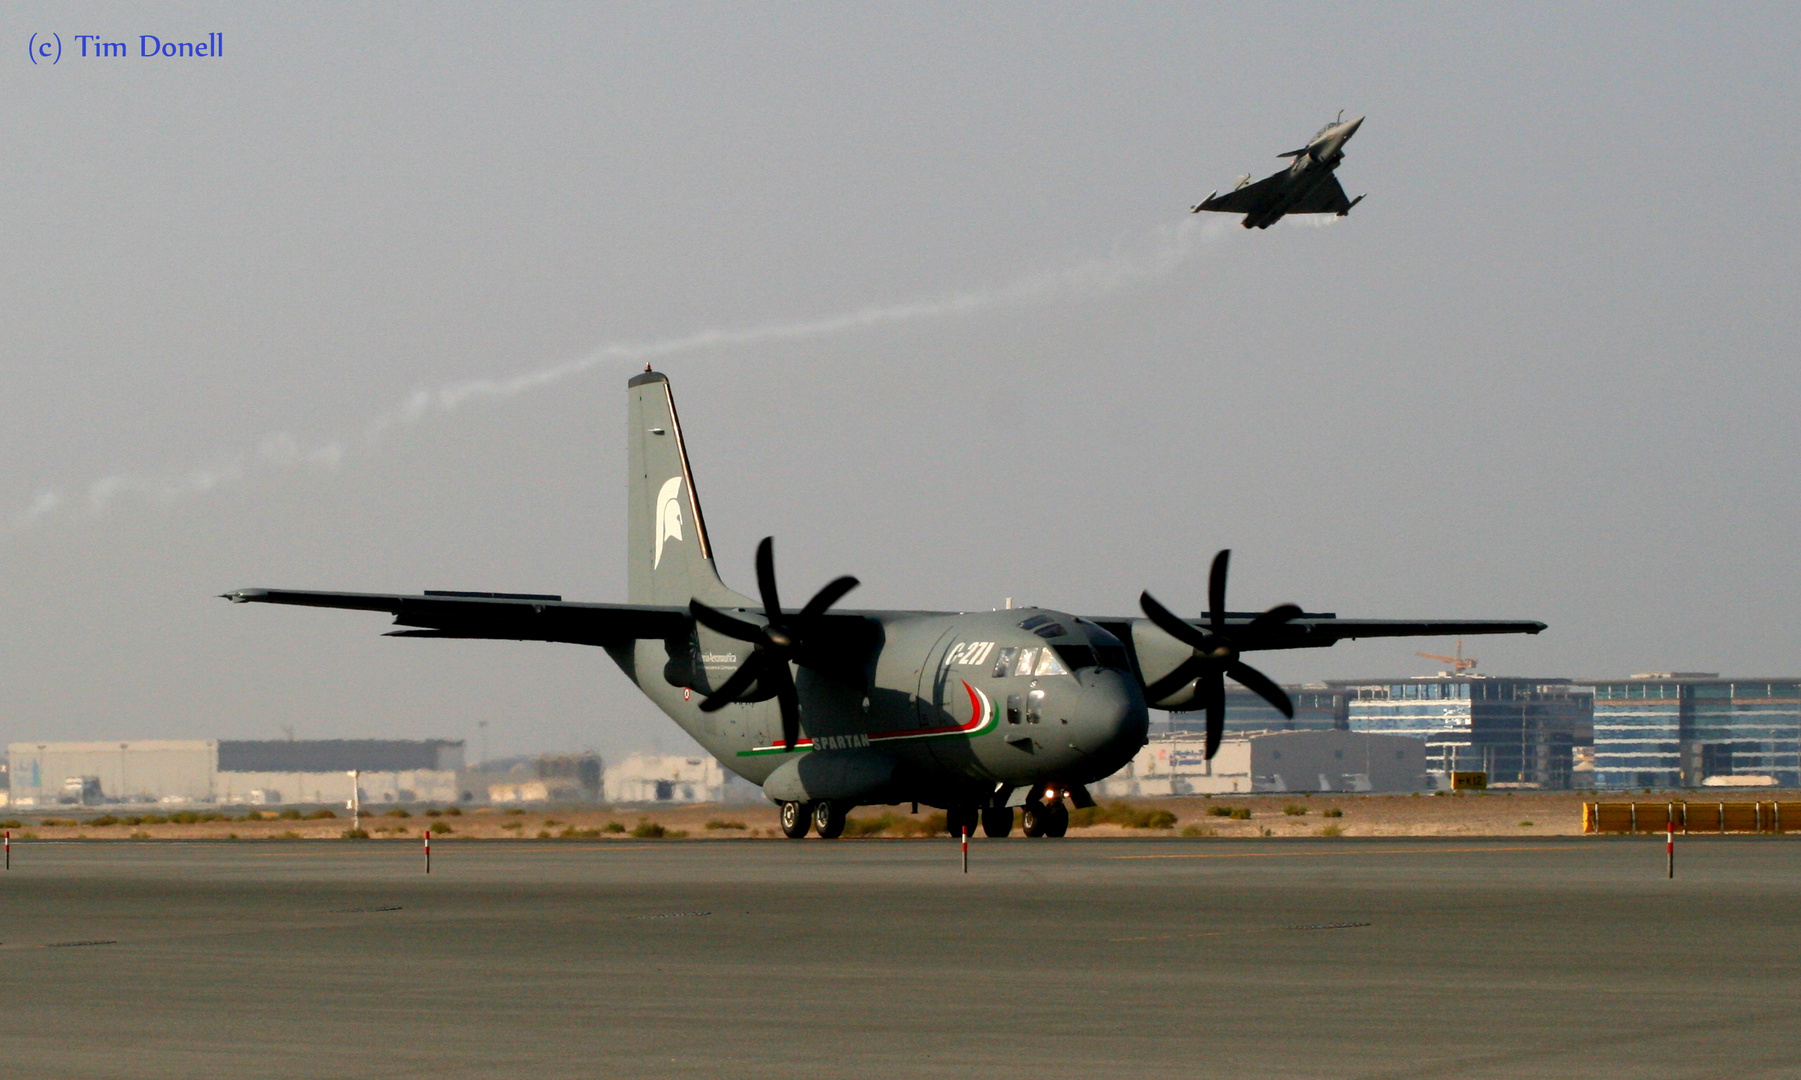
<box><xmin>220</xmin><ymin>588</ymin><xmax>689</xmax><ymax>646</ymax></box>
<box><xmin>1194</xmin><ymin>170</ymin><xmax>1287</xmax><ymax>213</ymax></box>
<box><xmin>1284</xmin><ymin>174</ymin><xmax>1353</xmax><ymax>215</ymax></box>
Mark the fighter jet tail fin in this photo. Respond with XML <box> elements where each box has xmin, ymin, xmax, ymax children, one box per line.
<box><xmin>626</xmin><ymin>370</ymin><xmax>751</xmax><ymax>608</ymax></box>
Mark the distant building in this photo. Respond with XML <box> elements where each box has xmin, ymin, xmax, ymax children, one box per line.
<box><xmin>1591</xmin><ymin>675</ymin><xmax>1800</xmax><ymax>789</ymax></box>
<box><xmin>1335</xmin><ymin>677</ymin><xmax>1592</xmax><ymax>789</ymax></box>
<box><xmin>602</xmin><ymin>753</ymin><xmax>758</xmax><ymax>804</ymax></box>
<box><xmin>1169</xmin><ymin>684</ymin><xmax>1348</xmax><ymax>736</ymax></box>
<box><xmin>472</xmin><ymin>753</ymin><xmax>604</xmax><ymax>803</ymax></box>
<box><xmin>4</xmin><ymin>739</ymin><xmax>464</xmax><ymax>807</ymax></box>
<box><xmin>1096</xmin><ymin>729</ymin><xmax>1428</xmax><ymax>797</ymax></box>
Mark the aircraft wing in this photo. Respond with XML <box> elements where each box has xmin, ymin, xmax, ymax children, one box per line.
<box><xmin>1085</xmin><ymin>613</ymin><xmax>1544</xmax><ymax>654</ymax></box>
<box><xmin>221</xmin><ymin>589</ymin><xmax>690</xmax><ymax>646</ymax></box>
<box><xmin>1284</xmin><ymin>174</ymin><xmax>1353</xmax><ymax>215</ymax></box>
<box><xmin>1195</xmin><ymin>170</ymin><xmax>1287</xmax><ymax>213</ymax></box>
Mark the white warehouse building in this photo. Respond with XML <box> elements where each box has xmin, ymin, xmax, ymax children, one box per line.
<box><xmin>5</xmin><ymin>739</ymin><xmax>464</xmax><ymax>807</ymax></box>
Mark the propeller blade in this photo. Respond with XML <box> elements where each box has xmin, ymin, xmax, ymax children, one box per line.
<box><xmin>754</xmin><ymin>537</ymin><xmax>784</xmax><ymax>631</ymax></box>
<box><xmin>1142</xmin><ymin>656</ymin><xmax>1209</xmax><ymax>704</ymax></box>
<box><xmin>690</xmin><ymin>599</ymin><xmax>764</xmax><ymax>643</ymax></box>
<box><xmin>771</xmin><ymin>662</ymin><xmax>802</xmax><ymax>751</ymax></box>
<box><xmin>698</xmin><ymin>654</ymin><xmax>765</xmax><ymax>712</ymax></box>
<box><xmin>1200</xmin><ymin>670</ymin><xmax>1226</xmax><ymax>759</ymax></box>
<box><xmin>1225</xmin><ymin>660</ymin><xmax>1295</xmax><ymax>719</ymax></box>
<box><xmin>1245</xmin><ymin>602</ymin><xmax>1303</xmax><ymax>635</ymax></box>
<box><xmin>1208</xmin><ymin>549</ymin><xmax>1231</xmax><ymax>632</ymax></box>
<box><xmin>797</xmin><ymin>575</ymin><xmax>860</xmax><ymax>622</ymax></box>
<box><xmin>1139</xmin><ymin>591</ymin><xmax>1211</xmax><ymax>651</ymax></box>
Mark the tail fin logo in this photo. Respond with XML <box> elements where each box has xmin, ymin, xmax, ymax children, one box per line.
<box><xmin>654</xmin><ymin>476</ymin><xmax>685</xmax><ymax>569</ymax></box>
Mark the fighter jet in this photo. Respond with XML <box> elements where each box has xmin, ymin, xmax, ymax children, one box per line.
<box><xmin>225</xmin><ymin>368</ymin><xmax>1542</xmax><ymax>840</ymax></box>
<box><xmin>1192</xmin><ymin>112</ymin><xmax>1366</xmax><ymax>229</ymax></box>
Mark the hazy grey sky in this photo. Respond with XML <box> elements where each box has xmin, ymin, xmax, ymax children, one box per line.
<box><xmin>4</xmin><ymin>3</ymin><xmax>1798</xmax><ymax>764</ymax></box>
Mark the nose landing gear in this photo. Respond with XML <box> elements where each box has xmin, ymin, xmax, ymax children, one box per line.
<box><xmin>1021</xmin><ymin>799</ymin><xmax>1069</xmax><ymax>838</ymax></box>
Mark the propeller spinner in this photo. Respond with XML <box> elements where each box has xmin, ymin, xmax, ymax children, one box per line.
<box><xmin>1139</xmin><ymin>550</ymin><xmax>1300</xmax><ymax>760</ymax></box>
<box><xmin>688</xmin><ymin>537</ymin><xmax>859</xmax><ymax>753</ymax></box>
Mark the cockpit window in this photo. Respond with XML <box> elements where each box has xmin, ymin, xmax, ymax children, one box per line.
<box><xmin>990</xmin><ymin>646</ymin><xmax>1017</xmax><ymax>679</ymax></box>
<box><xmin>1033</xmin><ymin>649</ymin><xmax>1070</xmax><ymax>677</ymax></box>
<box><xmin>1031</xmin><ymin>623</ymin><xmax>1067</xmax><ymax>639</ymax></box>
<box><xmin>1011</xmin><ymin>647</ymin><xmax>1039</xmax><ymax>677</ymax></box>
<box><xmin>1017</xmin><ymin>614</ymin><xmax>1051</xmax><ymax>631</ymax></box>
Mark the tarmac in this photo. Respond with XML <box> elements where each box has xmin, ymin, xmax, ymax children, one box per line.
<box><xmin>2</xmin><ymin>836</ymin><xmax>1797</xmax><ymax>1080</ymax></box>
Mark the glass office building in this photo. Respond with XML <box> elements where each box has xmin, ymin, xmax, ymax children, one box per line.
<box><xmin>1591</xmin><ymin>676</ymin><xmax>1801</xmax><ymax>789</ymax></box>
<box><xmin>1337</xmin><ymin>677</ymin><xmax>1591</xmax><ymax>788</ymax></box>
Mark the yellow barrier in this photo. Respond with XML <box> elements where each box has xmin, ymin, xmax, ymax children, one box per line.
<box><xmin>1582</xmin><ymin>801</ymin><xmax>1801</xmax><ymax>835</ymax></box>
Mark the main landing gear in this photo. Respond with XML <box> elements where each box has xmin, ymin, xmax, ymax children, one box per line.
<box><xmin>779</xmin><ymin>800</ymin><xmax>848</xmax><ymax>839</ymax></box>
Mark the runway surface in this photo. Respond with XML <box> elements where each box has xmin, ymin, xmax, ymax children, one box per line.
<box><xmin>2</xmin><ymin>836</ymin><xmax>1797</xmax><ymax>1079</ymax></box>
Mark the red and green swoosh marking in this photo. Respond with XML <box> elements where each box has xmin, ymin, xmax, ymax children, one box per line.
<box><xmin>738</xmin><ymin>680</ymin><xmax>998</xmax><ymax>756</ymax></box>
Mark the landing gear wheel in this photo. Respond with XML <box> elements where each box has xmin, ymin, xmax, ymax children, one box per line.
<box><xmin>1042</xmin><ymin>801</ymin><xmax>1070</xmax><ymax>838</ymax></box>
<box><xmin>1020</xmin><ymin>805</ymin><xmax>1047</xmax><ymax>837</ymax></box>
<box><xmin>945</xmin><ymin>806</ymin><xmax>978</xmax><ymax>837</ymax></box>
<box><xmin>780</xmin><ymin>801</ymin><xmax>812</xmax><ymax>839</ymax></box>
<box><xmin>812</xmin><ymin>800</ymin><xmax>847</xmax><ymax>839</ymax></box>
<box><xmin>980</xmin><ymin>806</ymin><xmax>1015</xmax><ymax>838</ymax></box>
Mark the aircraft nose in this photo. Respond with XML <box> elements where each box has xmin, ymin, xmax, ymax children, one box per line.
<box><xmin>1064</xmin><ymin>669</ymin><xmax>1149</xmax><ymax>777</ymax></box>
<box><xmin>1343</xmin><ymin>115</ymin><xmax>1364</xmax><ymax>137</ymax></box>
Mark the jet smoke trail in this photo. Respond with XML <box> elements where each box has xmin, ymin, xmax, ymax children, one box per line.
<box><xmin>6</xmin><ymin>216</ymin><xmax>1228</xmax><ymax>533</ymax></box>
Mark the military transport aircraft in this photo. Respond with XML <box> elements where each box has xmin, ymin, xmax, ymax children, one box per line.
<box><xmin>225</xmin><ymin>369</ymin><xmax>1542</xmax><ymax>839</ymax></box>
<box><xmin>1192</xmin><ymin>112</ymin><xmax>1366</xmax><ymax>228</ymax></box>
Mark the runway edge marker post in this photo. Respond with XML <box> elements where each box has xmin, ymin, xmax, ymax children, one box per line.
<box><xmin>1667</xmin><ymin>806</ymin><xmax>1674</xmax><ymax>880</ymax></box>
<box><xmin>961</xmin><ymin>826</ymin><xmax>968</xmax><ymax>874</ymax></box>
<box><xmin>424</xmin><ymin>828</ymin><xmax>431</xmax><ymax>875</ymax></box>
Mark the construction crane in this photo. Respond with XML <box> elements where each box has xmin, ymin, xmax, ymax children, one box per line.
<box><xmin>1417</xmin><ymin>638</ymin><xmax>1478</xmax><ymax>674</ymax></box>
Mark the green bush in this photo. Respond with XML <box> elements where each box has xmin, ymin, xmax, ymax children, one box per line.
<box><xmin>704</xmin><ymin>818</ymin><xmax>747</xmax><ymax>830</ymax></box>
<box><xmin>129</xmin><ymin>831</ymin><xmax>151</xmax><ymax>840</ymax></box>
<box><xmin>535</xmin><ymin>829</ymin><xmax>551</xmax><ymax>839</ymax></box>
<box><xmin>503</xmin><ymin>807</ymin><xmax>524</xmax><ymax>816</ymax></box>
<box><xmin>279</xmin><ymin>830</ymin><xmax>301</xmax><ymax>839</ymax></box>
<box><xmin>424</xmin><ymin>808</ymin><xmax>442</xmax><ymax>818</ymax></box>
<box><xmin>305</xmin><ymin>808</ymin><xmax>337</xmax><ymax>820</ymax></box>
<box><xmin>444</xmin><ymin>806</ymin><xmax>462</xmax><ymax>816</ymax></box>
<box><xmin>1206</xmin><ymin>806</ymin><xmax>1233</xmax><ymax>817</ymax></box>
<box><xmin>381</xmin><ymin>808</ymin><xmax>410</xmax><ymax>818</ymax></box>
<box><xmin>1518</xmin><ymin>820</ymin><xmax>1535</xmax><ymax>827</ymax></box>
<box><xmin>342</xmin><ymin>828</ymin><xmax>370</xmax><ymax>839</ymax></box>
<box><xmin>1067</xmin><ymin>802</ymin><xmax>1178</xmax><ymax>830</ymax></box>
<box><xmin>1317</xmin><ymin>824</ymin><xmax>1344</xmax><ymax>837</ymax></box>
<box><xmin>0</xmin><ymin>819</ymin><xmax>21</xmax><ymax>829</ymax></box>
<box><xmin>120</xmin><ymin>815</ymin><xmax>144</xmax><ymax>826</ymax></box>
<box><xmin>90</xmin><ymin>814</ymin><xmax>120</xmax><ymax>826</ymax></box>
<box><xmin>544</xmin><ymin>818</ymin><xmax>562</xmax><ymax>827</ymax></box>
<box><xmin>1282</xmin><ymin>804</ymin><xmax>1307</xmax><ymax>816</ymax></box>
<box><xmin>1227</xmin><ymin>807</ymin><xmax>1252</xmax><ymax>820</ymax></box>
<box><xmin>1322</xmin><ymin>808</ymin><xmax>1344</xmax><ymax>818</ymax></box>
<box><xmin>277</xmin><ymin>808</ymin><xmax>303</xmax><ymax>820</ymax></box>
<box><xmin>429</xmin><ymin>821</ymin><xmax>453</xmax><ymax>835</ymax></box>
<box><xmin>1180</xmin><ymin>824</ymin><xmax>1217</xmax><ymax>837</ymax></box>
<box><xmin>603</xmin><ymin>822</ymin><xmax>626</xmax><ymax>833</ymax></box>
<box><xmin>630</xmin><ymin>820</ymin><xmax>666</xmax><ymax>839</ymax></box>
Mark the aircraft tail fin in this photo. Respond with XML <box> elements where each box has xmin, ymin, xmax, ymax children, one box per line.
<box><xmin>626</xmin><ymin>370</ymin><xmax>749</xmax><ymax>608</ymax></box>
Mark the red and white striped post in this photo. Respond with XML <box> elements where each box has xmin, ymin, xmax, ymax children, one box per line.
<box><xmin>4</xmin><ymin>829</ymin><xmax>9</xmax><ymax>871</ymax></box>
<box><xmin>423</xmin><ymin>828</ymin><xmax>431</xmax><ymax>875</ymax></box>
<box><xmin>960</xmin><ymin>825</ymin><xmax>968</xmax><ymax>874</ymax></box>
<box><xmin>1666</xmin><ymin>815</ymin><xmax>1674</xmax><ymax>880</ymax></box>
